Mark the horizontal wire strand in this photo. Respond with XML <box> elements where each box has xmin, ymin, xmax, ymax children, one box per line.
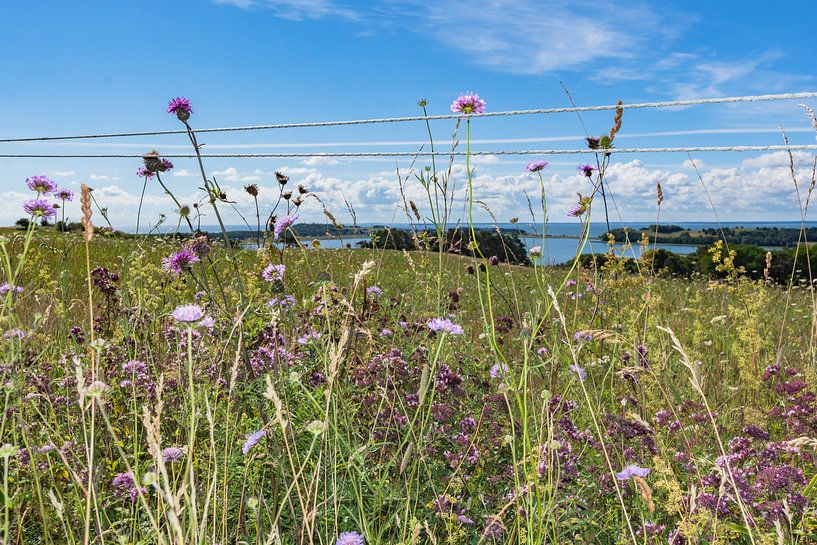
<box><xmin>2</xmin><ymin>144</ymin><xmax>817</xmax><ymax>159</ymax></box>
<box><xmin>1</xmin><ymin>92</ymin><xmax>816</xmax><ymax>144</ymax></box>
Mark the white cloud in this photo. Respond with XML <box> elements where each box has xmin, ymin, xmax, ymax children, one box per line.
<box><xmin>53</xmin><ymin>170</ymin><xmax>75</xmax><ymax>177</ymax></box>
<box><xmin>213</xmin><ymin>0</ymin><xmax>359</xmax><ymax>20</ymax></box>
<box><xmin>302</xmin><ymin>156</ymin><xmax>345</xmax><ymax>166</ymax></box>
<box><xmin>173</xmin><ymin>169</ymin><xmax>193</xmax><ymax>177</ymax></box>
<box><xmin>89</xmin><ymin>173</ymin><xmax>119</xmax><ymax>181</ymax></box>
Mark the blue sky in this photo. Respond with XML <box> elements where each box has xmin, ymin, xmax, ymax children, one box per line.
<box><xmin>1</xmin><ymin>0</ymin><xmax>816</xmax><ymax>228</ymax></box>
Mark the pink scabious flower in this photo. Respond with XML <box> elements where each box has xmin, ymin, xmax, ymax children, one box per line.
<box><xmin>427</xmin><ymin>317</ymin><xmax>464</xmax><ymax>335</ymax></box>
<box><xmin>54</xmin><ymin>188</ymin><xmax>74</xmax><ymax>201</ymax></box>
<box><xmin>450</xmin><ymin>93</ymin><xmax>486</xmax><ymax>115</ymax></box>
<box><xmin>366</xmin><ymin>286</ymin><xmax>382</xmax><ymax>297</ymax></box>
<box><xmin>578</xmin><ymin>164</ymin><xmax>596</xmax><ymax>177</ymax></box>
<box><xmin>136</xmin><ymin>166</ymin><xmax>156</xmax><ymax>179</ymax></box>
<box><xmin>274</xmin><ymin>213</ymin><xmax>298</xmax><ymax>239</ymax></box>
<box><xmin>242</xmin><ymin>429</ymin><xmax>265</xmax><ymax>455</ymax></box>
<box><xmin>162</xmin><ymin>249</ymin><xmax>201</xmax><ymax>275</ymax></box>
<box><xmin>161</xmin><ymin>447</ymin><xmax>185</xmax><ymax>463</ymax></box>
<box><xmin>171</xmin><ymin>304</ymin><xmax>205</xmax><ymax>323</ymax></box>
<box><xmin>262</xmin><ymin>263</ymin><xmax>286</xmax><ymax>282</ymax></box>
<box><xmin>335</xmin><ymin>531</ymin><xmax>365</xmax><ymax>545</ymax></box>
<box><xmin>26</xmin><ymin>175</ymin><xmax>57</xmax><ymax>195</ymax></box>
<box><xmin>615</xmin><ymin>464</ymin><xmax>650</xmax><ymax>480</ymax></box>
<box><xmin>23</xmin><ymin>199</ymin><xmax>57</xmax><ymax>218</ymax></box>
<box><xmin>567</xmin><ymin>203</ymin><xmax>585</xmax><ymax>217</ymax></box>
<box><xmin>167</xmin><ymin>96</ymin><xmax>193</xmax><ymax>121</ymax></box>
<box><xmin>525</xmin><ymin>160</ymin><xmax>549</xmax><ymax>172</ymax></box>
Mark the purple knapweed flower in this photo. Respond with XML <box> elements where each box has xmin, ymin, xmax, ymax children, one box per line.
<box><xmin>26</xmin><ymin>175</ymin><xmax>58</xmax><ymax>195</ymax></box>
<box><xmin>242</xmin><ymin>429</ymin><xmax>265</xmax><ymax>455</ymax></box>
<box><xmin>162</xmin><ymin>249</ymin><xmax>201</xmax><ymax>275</ymax></box>
<box><xmin>162</xmin><ymin>447</ymin><xmax>185</xmax><ymax>463</ymax></box>
<box><xmin>578</xmin><ymin>164</ymin><xmax>596</xmax><ymax>177</ymax></box>
<box><xmin>54</xmin><ymin>188</ymin><xmax>74</xmax><ymax>201</ymax></box>
<box><xmin>171</xmin><ymin>304</ymin><xmax>205</xmax><ymax>323</ymax></box>
<box><xmin>23</xmin><ymin>199</ymin><xmax>57</xmax><ymax>218</ymax></box>
<box><xmin>0</xmin><ymin>283</ymin><xmax>23</xmax><ymax>295</ymax></box>
<box><xmin>274</xmin><ymin>214</ymin><xmax>298</xmax><ymax>239</ymax></box>
<box><xmin>569</xmin><ymin>364</ymin><xmax>586</xmax><ymax>382</ymax></box>
<box><xmin>526</xmin><ymin>160</ymin><xmax>549</xmax><ymax>172</ymax></box>
<box><xmin>615</xmin><ymin>464</ymin><xmax>650</xmax><ymax>480</ymax></box>
<box><xmin>262</xmin><ymin>263</ymin><xmax>286</xmax><ymax>282</ymax></box>
<box><xmin>137</xmin><ymin>166</ymin><xmax>156</xmax><ymax>179</ymax></box>
<box><xmin>160</xmin><ymin>159</ymin><xmax>174</xmax><ymax>172</ymax></box>
<box><xmin>427</xmin><ymin>317</ymin><xmax>464</xmax><ymax>335</ymax></box>
<box><xmin>567</xmin><ymin>203</ymin><xmax>585</xmax><ymax>217</ymax></box>
<box><xmin>450</xmin><ymin>93</ymin><xmax>486</xmax><ymax>115</ymax></box>
<box><xmin>167</xmin><ymin>96</ymin><xmax>193</xmax><ymax>121</ymax></box>
<box><xmin>335</xmin><ymin>531</ymin><xmax>364</xmax><ymax>545</ymax></box>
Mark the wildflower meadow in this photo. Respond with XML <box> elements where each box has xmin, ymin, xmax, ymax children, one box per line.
<box><xmin>4</xmin><ymin>93</ymin><xmax>817</xmax><ymax>545</ymax></box>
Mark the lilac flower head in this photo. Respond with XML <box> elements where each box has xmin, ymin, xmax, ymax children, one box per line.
<box><xmin>569</xmin><ymin>364</ymin><xmax>586</xmax><ymax>382</ymax></box>
<box><xmin>262</xmin><ymin>263</ymin><xmax>286</xmax><ymax>282</ymax></box>
<box><xmin>0</xmin><ymin>283</ymin><xmax>23</xmax><ymax>295</ymax></box>
<box><xmin>242</xmin><ymin>429</ymin><xmax>265</xmax><ymax>455</ymax></box>
<box><xmin>3</xmin><ymin>329</ymin><xmax>26</xmax><ymax>340</ymax></box>
<box><xmin>26</xmin><ymin>175</ymin><xmax>58</xmax><ymax>195</ymax></box>
<box><xmin>161</xmin><ymin>159</ymin><xmax>174</xmax><ymax>172</ymax></box>
<box><xmin>335</xmin><ymin>531</ymin><xmax>365</xmax><ymax>545</ymax></box>
<box><xmin>450</xmin><ymin>93</ymin><xmax>486</xmax><ymax>115</ymax></box>
<box><xmin>167</xmin><ymin>96</ymin><xmax>193</xmax><ymax>121</ymax></box>
<box><xmin>274</xmin><ymin>214</ymin><xmax>298</xmax><ymax>239</ymax></box>
<box><xmin>24</xmin><ymin>199</ymin><xmax>57</xmax><ymax>218</ymax></box>
<box><xmin>427</xmin><ymin>317</ymin><xmax>464</xmax><ymax>335</ymax></box>
<box><xmin>162</xmin><ymin>249</ymin><xmax>201</xmax><ymax>275</ymax></box>
<box><xmin>55</xmin><ymin>188</ymin><xmax>74</xmax><ymax>201</ymax></box>
<box><xmin>615</xmin><ymin>464</ymin><xmax>650</xmax><ymax>480</ymax></box>
<box><xmin>162</xmin><ymin>447</ymin><xmax>185</xmax><ymax>463</ymax></box>
<box><xmin>578</xmin><ymin>164</ymin><xmax>596</xmax><ymax>177</ymax></box>
<box><xmin>366</xmin><ymin>286</ymin><xmax>383</xmax><ymax>297</ymax></box>
<box><xmin>529</xmin><ymin>245</ymin><xmax>541</xmax><ymax>257</ymax></box>
<box><xmin>525</xmin><ymin>160</ymin><xmax>549</xmax><ymax>172</ymax></box>
<box><xmin>567</xmin><ymin>202</ymin><xmax>586</xmax><ymax>217</ymax></box>
<box><xmin>137</xmin><ymin>166</ymin><xmax>156</xmax><ymax>179</ymax></box>
<box><xmin>171</xmin><ymin>304</ymin><xmax>205</xmax><ymax>323</ymax></box>
<box><xmin>490</xmin><ymin>362</ymin><xmax>509</xmax><ymax>378</ymax></box>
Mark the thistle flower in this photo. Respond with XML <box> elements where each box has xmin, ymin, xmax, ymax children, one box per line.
<box><xmin>450</xmin><ymin>93</ymin><xmax>486</xmax><ymax>115</ymax></box>
<box><xmin>578</xmin><ymin>164</ymin><xmax>596</xmax><ymax>177</ymax></box>
<box><xmin>335</xmin><ymin>531</ymin><xmax>364</xmax><ymax>545</ymax></box>
<box><xmin>54</xmin><ymin>188</ymin><xmax>74</xmax><ymax>201</ymax></box>
<box><xmin>427</xmin><ymin>317</ymin><xmax>464</xmax><ymax>335</ymax></box>
<box><xmin>525</xmin><ymin>160</ymin><xmax>549</xmax><ymax>172</ymax></box>
<box><xmin>142</xmin><ymin>151</ymin><xmax>173</xmax><ymax>173</ymax></box>
<box><xmin>26</xmin><ymin>175</ymin><xmax>58</xmax><ymax>195</ymax></box>
<box><xmin>24</xmin><ymin>199</ymin><xmax>57</xmax><ymax>218</ymax></box>
<box><xmin>615</xmin><ymin>464</ymin><xmax>650</xmax><ymax>480</ymax></box>
<box><xmin>274</xmin><ymin>214</ymin><xmax>298</xmax><ymax>239</ymax></box>
<box><xmin>242</xmin><ymin>429</ymin><xmax>265</xmax><ymax>455</ymax></box>
<box><xmin>136</xmin><ymin>166</ymin><xmax>156</xmax><ymax>179</ymax></box>
<box><xmin>162</xmin><ymin>249</ymin><xmax>201</xmax><ymax>275</ymax></box>
<box><xmin>586</xmin><ymin>136</ymin><xmax>601</xmax><ymax>150</ymax></box>
<box><xmin>262</xmin><ymin>263</ymin><xmax>285</xmax><ymax>282</ymax></box>
<box><xmin>171</xmin><ymin>304</ymin><xmax>205</xmax><ymax>323</ymax></box>
<box><xmin>167</xmin><ymin>96</ymin><xmax>193</xmax><ymax>121</ymax></box>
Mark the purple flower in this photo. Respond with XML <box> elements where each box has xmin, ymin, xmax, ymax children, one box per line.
<box><xmin>26</xmin><ymin>175</ymin><xmax>57</xmax><ymax>195</ymax></box>
<box><xmin>335</xmin><ymin>531</ymin><xmax>364</xmax><ymax>545</ymax></box>
<box><xmin>569</xmin><ymin>364</ymin><xmax>586</xmax><ymax>382</ymax></box>
<box><xmin>162</xmin><ymin>447</ymin><xmax>185</xmax><ymax>463</ymax></box>
<box><xmin>269</xmin><ymin>295</ymin><xmax>296</xmax><ymax>309</ymax></box>
<box><xmin>111</xmin><ymin>472</ymin><xmax>145</xmax><ymax>502</ymax></box>
<box><xmin>427</xmin><ymin>317</ymin><xmax>464</xmax><ymax>335</ymax></box>
<box><xmin>242</xmin><ymin>429</ymin><xmax>265</xmax><ymax>455</ymax></box>
<box><xmin>0</xmin><ymin>283</ymin><xmax>23</xmax><ymax>295</ymax></box>
<box><xmin>529</xmin><ymin>245</ymin><xmax>542</xmax><ymax>257</ymax></box>
<box><xmin>3</xmin><ymin>329</ymin><xmax>26</xmax><ymax>340</ymax></box>
<box><xmin>366</xmin><ymin>286</ymin><xmax>383</xmax><ymax>297</ymax></box>
<box><xmin>262</xmin><ymin>263</ymin><xmax>286</xmax><ymax>282</ymax></box>
<box><xmin>160</xmin><ymin>159</ymin><xmax>174</xmax><ymax>172</ymax></box>
<box><xmin>450</xmin><ymin>93</ymin><xmax>486</xmax><ymax>115</ymax></box>
<box><xmin>615</xmin><ymin>464</ymin><xmax>650</xmax><ymax>480</ymax></box>
<box><xmin>162</xmin><ymin>249</ymin><xmax>201</xmax><ymax>275</ymax></box>
<box><xmin>567</xmin><ymin>203</ymin><xmax>585</xmax><ymax>217</ymax></box>
<box><xmin>525</xmin><ymin>160</ymin><xmax>549</xmax><ymax>172</ymax></box>
<box><xmin>490</xmin><ymin>362</ymin><xmax>508</xmax><ymax>378</ymax></box>
<box><xmin>54</xmin><ymin>188</ymin><xmax>74</xmax><ymax>201</ymax></box>
<box><xmin>23</xmin><ymin>199</ymin><xmax>57</xmax><ymax>218</ymax></box>
<box><xmin>167</xmin><ymin>96</ymin><xmax>193</xmax><ymax>121</ymax></box>
<box><xmin>578</xmin><ymin>164</ymin><xmax>596</xmax><ymax>177</ymax></box>
<box><xmin>171</xmin><ymin>304</ymin><xmax>204</xmax><ymax>323</ymax></box>
<box><xmin>274</xmin><ymin>214</ymin><xmax>298</xmax><ymax>239</ymax></box>
<box><xmin>137</xmin><ymin>166</ymin><xmax>156</xmax><ymax>179</ymax></box>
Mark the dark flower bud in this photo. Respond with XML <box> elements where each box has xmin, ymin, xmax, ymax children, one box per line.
<box><xmin>465</xmin><ymin>264</ymin><xmax>475</xmax><ymax>275</ymax></box>
<box><xmin>282</xmin><ymin>191</ymin><xmax>292</xmax><ymax>200</ymax></box>
<box><xmin>244</xmin><ymin>184</ymin><xmax>259</xmax><ymax>197</ymax></box>
<box><xmin>275</xmin><ymin>171</ymin><xmax>289</xmax><ymax>185</ymax></box>
<box><xmin>586</xmin><ymin>137</ymin><xmax>601</xmax><ymax>150</ymax></box>
<box><xmin>298</xmin><ymin>184</ymin><xmax>308</xmax><ymax>195</ymax></box>
<box><xmin>489</xmin><ymin>255</ymin><xmax>500</xmax><ymax>266</ymax></box>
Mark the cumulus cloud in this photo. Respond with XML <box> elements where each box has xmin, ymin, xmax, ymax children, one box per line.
<box><xmin>53</xmin><ymin>170</ymin><xmax>75</xmax><ymax>177</ymax></box>
<box><xmin>172</xmin><ymin>169</ymin><xmax>193</xmax><ymax>177</ymax></box>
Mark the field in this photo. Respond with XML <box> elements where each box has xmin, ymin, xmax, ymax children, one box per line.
<box><xmin>4</xmin><ymin>96</ymin><xmax>817</xmax><ymax>545</ymax></box>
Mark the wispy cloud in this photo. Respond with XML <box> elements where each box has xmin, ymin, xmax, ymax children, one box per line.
<box><xmin>213</xmin><ymin>0</ymin><xmax>359</xmax><ymax>20</ymax></box>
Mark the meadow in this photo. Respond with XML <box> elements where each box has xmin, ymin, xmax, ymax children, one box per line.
<box><xmin>3</xmin><ymin>95</ymin><xmax>817</xmax><ymax>545</ymax></box>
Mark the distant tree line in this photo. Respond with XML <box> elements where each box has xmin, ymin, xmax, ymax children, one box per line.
<box><xmin>604</xmin><ymin>225</ymin><xmax>817</xmax><ymax>247</ymax></box>
<box><xmin>359</xmin><ymin>227</ymin><xmax>531</xmax><ymax>265</ymax></box>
